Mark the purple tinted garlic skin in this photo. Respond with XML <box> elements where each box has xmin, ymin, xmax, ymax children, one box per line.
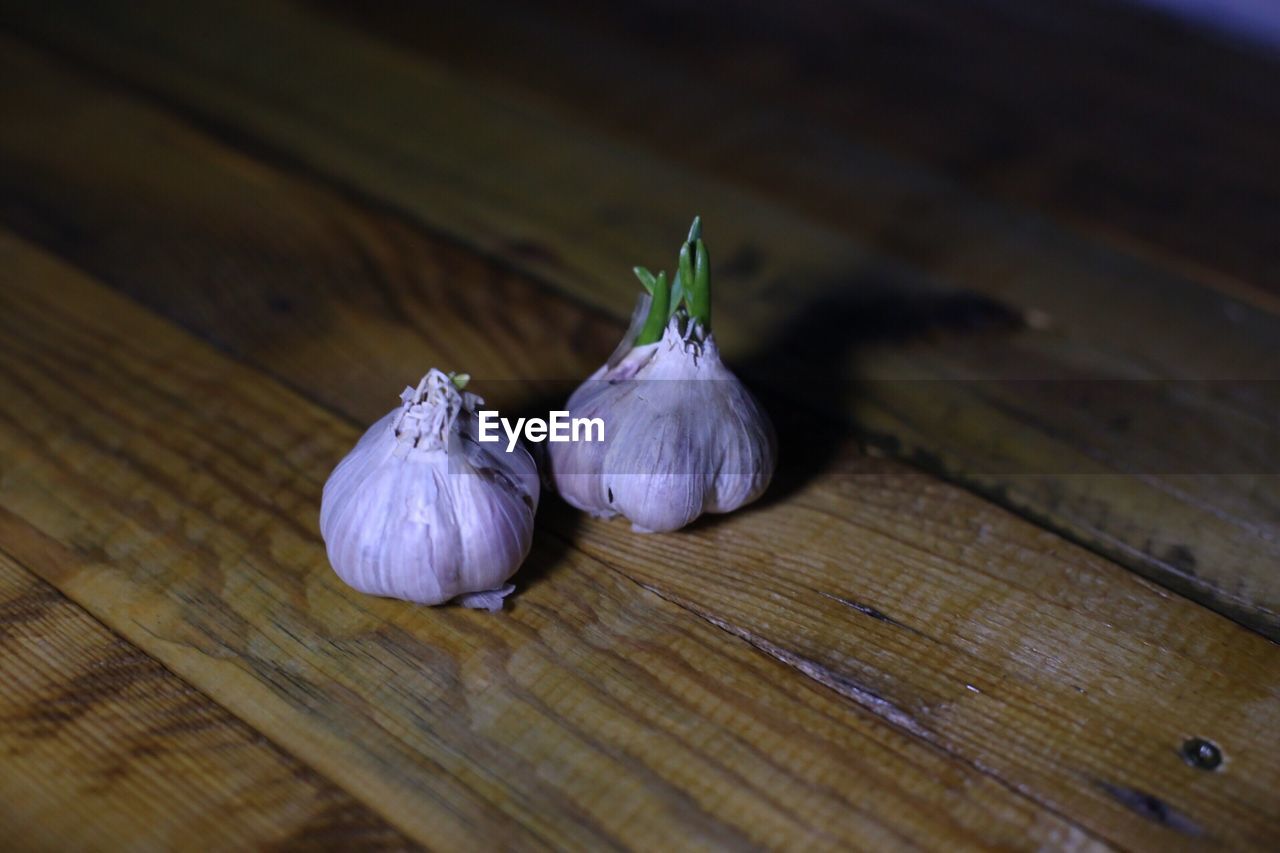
<box><xmin>320</xmin><ymin>370</ymin><xmax>538</xmax><ymax>610</ymax></box>
<box><xmin>550</xmin><ymin>317</ymin><xmax>776</xmax><ymax>532</ymax></box>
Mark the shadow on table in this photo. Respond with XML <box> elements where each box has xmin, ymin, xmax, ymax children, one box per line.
<box><xmin>732</xmin><ymin>269</ymin><xmax>1025</xmax><ymax>511</ymax></box>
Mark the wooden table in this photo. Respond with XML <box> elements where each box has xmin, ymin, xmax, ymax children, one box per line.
<box><xmin>2</xmin><ymin>1</ymin><xmax>1278</xmax><ymax>848</ymax></box>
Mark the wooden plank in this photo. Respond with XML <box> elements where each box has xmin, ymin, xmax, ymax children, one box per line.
<box><xmin>2</xmin><ymin>4</ymin><xmax>1279</xmax><ymax>638</ymax></box>
<box><xmin>0</xmin><ymin>547</ymin><xmax>414</xmax><ymax>851</ymax></box>
<box><xmin>0</xmin><ymin>239</ymin><xmax>1106</xmax><ymax>853</ymax></box>
<box><xmin>2</xmin><ymin>45</ymin><xmax>1278</xmax><ymax>847</ymax></box>
<box><xmin>314</xmin><ymin>0</ymin><xmax>1280</xmax><ymax>299</ymax></box>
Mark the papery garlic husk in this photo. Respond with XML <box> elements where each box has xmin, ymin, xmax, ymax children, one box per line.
<box><xmin>549</xmin><ymin>317</ymin><xmax>776</xmax><ymax>532</ymax></box>
<box><xmin>320</xmin><ymin>369</ymin><xmax>539</xmax><ymax>610</ymax></box>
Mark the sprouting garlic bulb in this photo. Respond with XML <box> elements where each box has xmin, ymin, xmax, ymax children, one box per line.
<box><xmin>320</xmin><ymin>369</ymin><xmax>539</xmax><ymax>610</ymax></box>
<box><xmin>549</xmin><ymin>218</ymin><xmax>776</xmax><ymax>532</ymax></box>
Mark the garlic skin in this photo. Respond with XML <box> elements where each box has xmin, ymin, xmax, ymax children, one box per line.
<box><xmin>550</xmin><ymin>318</ymin><xmax>775</xmax><ymax>532</ymax></box>
<box><xmin>320</xmin><ymin>369</ymin><xmax>538</xmax><ymax>610</ymax></box>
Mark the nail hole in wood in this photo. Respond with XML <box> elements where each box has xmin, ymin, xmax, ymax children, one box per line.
<box><xmin>1181</xmin><ymin>737</ymin><xmax>1222</xmax><ymax>770</ymax></box>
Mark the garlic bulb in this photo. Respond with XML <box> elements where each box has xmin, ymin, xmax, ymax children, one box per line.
<box><xmin>320</xmin><ymin>369</ymin><xmax>539</xmax><ymax>610</ymax></box>
<box><xmin>549</xmin><ymin>218</ymin><xmax>776</xmax><ymax>532</ymax></box>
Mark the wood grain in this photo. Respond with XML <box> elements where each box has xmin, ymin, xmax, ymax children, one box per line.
<box><xmin>318</xmin><ymin>0</ymin><xmax>1280</xmax><ymax>299</ymax></box>
<box><xmin>0</xmin><ymin>546</ymin><xmax>414</xmax><ymax>851</ymax></box>
<box><xmin>0</xmin><ymin>238</ymin><xmax>1116</xmax><ymax>851</ymax></box>
<box><xmin>1</xmin><ymin>44</ymin><xmax>1279</xmax><ymax>848</ymax></box>
<box><xmin>2</xmin><ymin>3</ymin><xmax>1279</xmax><ymax>638</ymax></box>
